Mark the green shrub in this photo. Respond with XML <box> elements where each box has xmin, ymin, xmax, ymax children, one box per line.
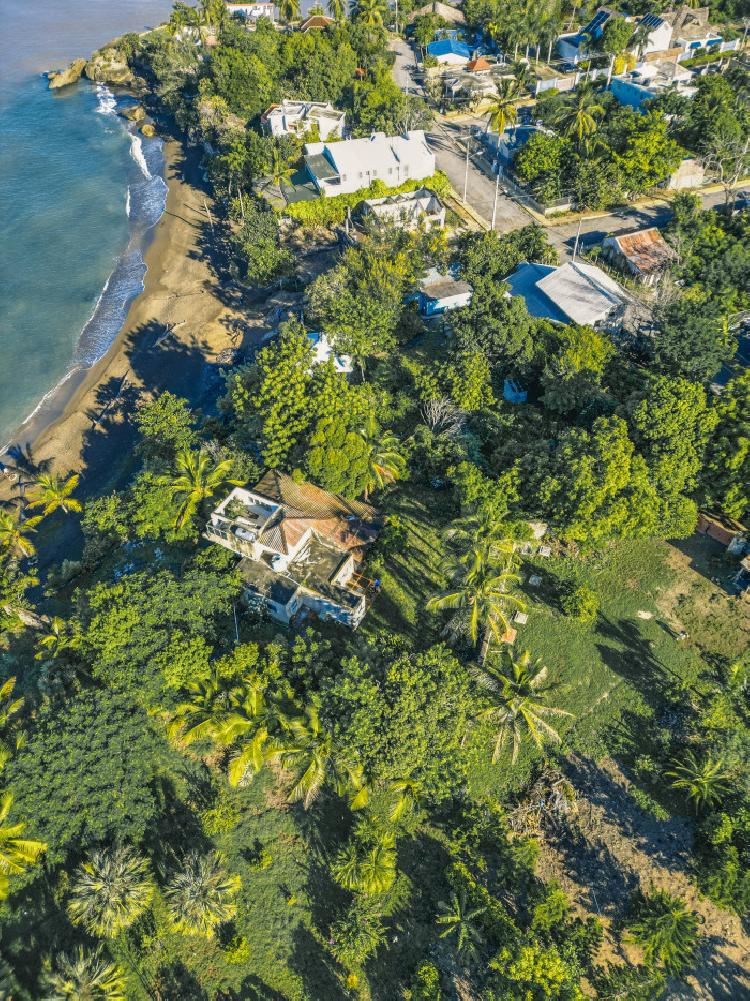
<box><xmin>410</xmin><ymin>961</ymin><xmax>442</xmax><ymax>1000</ymax></box>
<box><xmin>560</xmin><ymin>584</ymin><xmax>599</xmax><ymax>623</ymax></box>
<box><xmin>283</xmin><ymin>172</ymin><xmax>452</xmax><ymax>228</ymax></box>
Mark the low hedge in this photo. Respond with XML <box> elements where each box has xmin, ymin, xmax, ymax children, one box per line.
<box><xmin>282</xmin><ymin>171</ymin><xmax>452</xmax><ymax>228</ymax></box>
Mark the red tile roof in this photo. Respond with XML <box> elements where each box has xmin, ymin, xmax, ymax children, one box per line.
<box><xmin>467</xmin><ymin>56</ymin><xmax>492</xmax><ymax>72</ymax></box>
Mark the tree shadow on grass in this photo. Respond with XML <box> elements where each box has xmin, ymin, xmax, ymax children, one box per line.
<box><xmin>593</xmin><ymin>614</ymin><xmax>678</xmax><ymax>712</ymax></box>
<box><xmin>238</xmin><ymin>974</ymin><xmax>290</xmax><ymax>1001</ymax></box>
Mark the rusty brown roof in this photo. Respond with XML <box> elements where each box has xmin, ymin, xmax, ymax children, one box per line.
<box><xmin>612</xmin><ymin>228</ymin><xmax>676</xmax><ymax>274</ymax></box>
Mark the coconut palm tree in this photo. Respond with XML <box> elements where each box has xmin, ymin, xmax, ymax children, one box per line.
<box><xmin>34</xmin><ymin>616</ymin><xmax>81</xmax><ymax>663</ymax></box>
<box><xmin>270</xmin><ymin>703</ymin><xmax>368</xmax><ymax>810</ymax></box>
<box><xmin>389</xmin><ymin>777</ymin><xmax>423</xmax><ymax>823</ymax></box>
<box><xmin>67</xmin><ymin>846</ymin><xmax>153</xmax><ymax>938</ymax></box>
<box><xmin>266</xmin><ymin>146</ymin><xmax>295</xmax><ymax>194</ymax></box>
<box><xmin>359</xmin><ymin>414</ymin><xmax>406</xmax><ymax>501</ymax></box>
<box><xmin>278</xmin><ymin>0</ymin><xmax>302</xmax><ymax>23</ymax></box>
<box><xmin>0</xmin><ymin>792</ymin><xmax>46</xmax><ymax>893</ymax></box>
<box><xmin>27</xmin><ymin>473</ymin><xmax>82</xmax><ymax>517</ymax></box>
<box><xmin>0</xmin><ymin>676</ymin><xmax>24</xmax><ymax>769</ymax></box>
<box><xmin>332</xmin><ymin>832</ymin><xmax>397</xmax><ymax>895</ymax></box>
<box><xmin>168</xmin><ymin>669</ymin><xmax>248</xmax><ymax>748</ymax></box>
<box><xmin>443</xmin><ymin>508</ymin><xmax>516</xmax><ymax>571</ymax></box>
<box><xmin>436</xmin><ymin>890</ymin><xmax>486</xmax><ymax>962</ymax></box>
<box><xmin>0</xmin><ymin>557</ymin><xmax>39</xmax><ymax>634</ymax></box>
<box><xmin>41</xmin><ymin>947</ymin><xmax>126</xmax><ymax>1001</ymax></box>
<box><xmin>626</xmin><ymin>887</ymin><xmax>698</xmax><ymax>976</ymax></box>
<box><xmin>0</xmin><ymin>509</ymin><xmax>42</xmax><ymax>559</ymax></box>
<box><xmin>485</xmin><ymin>78</ymin><xmax>521</xmax><ymax>136</ymax></box>
<box><xmin>667</xmin><ymin>751</ymin><xmax>732</xmax><ymax>814</ymax></box>
<box><xmin>327</xmin><ymin>0</ymin><xmax>346</xmax><ymax>20</ymax></box>
<box><xmin>169</xmin><ymin>449</ymin><xmax>240</xmax><ymax>530</ymax></box>
<box><xmin>355</xmin><ymin>0</ymin><xmax>386</xmax><ymax>28</ymax></box>
<box><xmin>474</xmin><ymin>648</ymin><xmax>573</xmax><ymax>763</ymax></box>
<box><xmin>168</xmin><ymin>2</ymin><xmax>199</xmax><ymax>35</ymax></box>
<box><xmin>218</xmin><ymin>679</ymin><xmax>293</xmax><ymax>787</ymax></box>
<box><xmin>556</xmin><ymin>82</ymin><xmax>605</xmax><ymax>146</ymax></box>
<box><xmin>164</xmin><ymin>852</ymin><xmax>241</xmax><ymax>938</ymax></box>
<box><xmin>427</xmin><ymin>554</ymin><xmax>526</xmax><ymax>661</ymax></box>
<box><xmin>199</xmin><ymin>0</ymin><xmax>227</xmax><ymax>29</ymax></box>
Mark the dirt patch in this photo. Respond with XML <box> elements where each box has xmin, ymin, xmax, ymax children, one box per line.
<box><xmin>533</xmin><ymin>755</ymin><xmax>750</xmax><ymax>1000</ymax></box>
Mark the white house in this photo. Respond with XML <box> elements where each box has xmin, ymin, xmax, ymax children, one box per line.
<box><xmin>205</xmin><ymin>472</ymin><xmax>380</xmax><ymax>629</ymax></box>
<box><xmin>261</xmin><ymin>100</ymin><xmax>346</xmax><ymax>141</ymax></box>
<box><xmin>633</xmin><ymin>13</ymin><xmax>675</xmax><ymax>57</ymax></box>
<box><xmin>225</xmin><ymin>2</ymin><xmax>275</xmax><ymax>23</ymax></box>
<box><xmin>504</xmin><ymin>260</ymin><xmax>628</xmax><ymax>330</ymax></box>
<box><xmin>610</xmin><ymin>60</ymin><xmax>696</xmax><ymax>111</ymax></box>
<box><xmin>418</xmin><ymin>268</ymin><xmax>473</xmax><ymax>317</ymax></box>
<box><xmin>307</xmin><ymin>331</ymin><xmax>353</xmax><ymax>374</ymax></box>
<box><xmin>359</xmin><ymin>187</ymin><xmax>446</xmax><ymax>231</ymax></box>
<box><xmin>303</xmin><ymin>132</ymin><xmax>436</xmax><ymax>197</ymax></box>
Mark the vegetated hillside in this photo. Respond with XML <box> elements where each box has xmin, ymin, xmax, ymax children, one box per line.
<box><xmin>1</xmin><ymin>1</ymin><xmax>749</xmax><ymax>998</ymax></box>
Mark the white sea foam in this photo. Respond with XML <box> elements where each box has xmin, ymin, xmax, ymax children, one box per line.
<box><xmin>95</xmin><ymin>84</ymin><xmax>117</xmax><ymax>115</ymax></box>
<box><xmin>125</xmin><ymin>186</ymin><xmax>131</xmax><ymax>217</ymax></box>
<box><xmin>129</xmin><ymin>133</ymin><xmax>151</xmax><ymax>178</ymax></box>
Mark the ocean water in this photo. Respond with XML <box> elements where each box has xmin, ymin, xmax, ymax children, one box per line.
<box><xmin>0</xmin><ymin>0</ymin><xmax>174</xmax><ymax>450</ymax></box>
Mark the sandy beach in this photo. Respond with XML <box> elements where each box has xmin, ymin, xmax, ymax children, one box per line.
<box><xmin>1</xmin><ymin>138</ymin><xmax>246</xmax><ymax>506</ymax></box>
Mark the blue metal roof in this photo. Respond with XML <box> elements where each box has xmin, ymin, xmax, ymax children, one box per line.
<box><xmin>427</xmin><ymin>38</ymin><xmax>471</xmax><ymax>59</ymax></box>
<box><xmin>505</xmin><ymin>262</ymin><xmax>569</xmax><ymax>324</ymax></box>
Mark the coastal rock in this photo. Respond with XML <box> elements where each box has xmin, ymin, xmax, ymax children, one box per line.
<box><xmin>140</xmin><ymin>122</ymin><xmax>157</xmax><ymax>138</ymax></box>
<box><xmin>122</xmin><ymin>104</ymin><xmax>146</xmax><ymax>123</ymax></box>
<box><xmin>85</xmin><ymin>46</ymin><xmax>133</xmax><ymax>86</ymax></box>
<box><xmin>47</xmin><ymin>58</ymin><xmax>86</xmax><ymax>90</ymax></box>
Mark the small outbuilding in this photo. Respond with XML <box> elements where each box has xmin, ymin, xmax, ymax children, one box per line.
<box><xmin>602</xmin><ymin>227</ymin><xmax>677</xmax><ymax>286</ymax></box>
<box><xmin>427</xmin><ymin>38</ymin><xmax>472</xmax><ymax>65</ymax></box>
<box><xmin>418</xmin><ymin>268</ymin><xmax>473</xmax><ymax>317</ymax></box>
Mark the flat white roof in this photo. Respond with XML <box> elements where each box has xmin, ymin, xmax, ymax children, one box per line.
<box><xmin>305</xmin><ymin>131</ymin><xmax>434</xmax><ymax>179</ymax></box>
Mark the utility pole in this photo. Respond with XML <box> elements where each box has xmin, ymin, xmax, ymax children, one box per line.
<box><xmin>463</xmin><ymin>132</ymin><xmax>471</xmax><ymax>203</ymax></box>
<box><xmin>491</xmin><ymin>162</ymin><xmax>501</xmax><ymax>230</ymax></box>
<box><xmin>572</xmin><ymin>216</ymin><xmax>582</xmax><ymax>260</ymax></box>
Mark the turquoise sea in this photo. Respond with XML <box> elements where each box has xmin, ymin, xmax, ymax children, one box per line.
<box><xmin>0</xmin><ymin>0</ymin><xmax>174</xmax><ymax>450</ymax></box>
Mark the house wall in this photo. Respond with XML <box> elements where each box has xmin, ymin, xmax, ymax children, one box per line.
<box><xmin>641</xmin><ymin>22</ymin><xmax>673</xmax><ymax>56</ymax></box>
<box><xmin>610</xmin><ymin>76</ymin><xmax>653</xmax><ymax>110</ymax></box>
<box><xmin>557</xmin><ymin>34</ymin><xmax>583</xmax><ymax>65</ymax></box>
<box><xmin>420</xmin><ymin>290</ymin><xmax>472</xmax><ymax>316</ymax></box>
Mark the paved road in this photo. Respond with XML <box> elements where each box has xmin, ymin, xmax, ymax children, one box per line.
<box><xmin>427</xmin><ymin>120</ymin><xmax>534</xmax><ymax>231</ymax></box>
<box><xmin>389</xmin><ymin>36</ymin><xmax>423</xmax><ymax>95</ymax></box>
<box><xmin>548</xmin><ymin>185</ymin><xmax>750</xmax><ymax>259</ymax></box>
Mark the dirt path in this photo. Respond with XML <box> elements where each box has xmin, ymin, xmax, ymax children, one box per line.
<box><xmin>534</xmin><ymin>755</ymin><xmax>750</xmax><ymax>999</ymax></box>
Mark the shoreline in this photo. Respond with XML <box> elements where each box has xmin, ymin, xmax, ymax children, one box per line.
<box><xmin>1</xmin><ymin>136</ymin><xmax>244</xmax><ymax>502</ymax></box>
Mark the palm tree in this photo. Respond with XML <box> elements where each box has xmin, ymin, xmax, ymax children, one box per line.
<box><xmin>474</xmin><ymin>649</ymin><xmax>573</xmax><ymax>763</ymax></box>
<box><xmin>169</xmin><ymin>449</ymin><xmax>240</xmax><ymax>530</ymax></box>
<box><xmin>0</xmin><ymin>509</ymin><xmax>42</xmax><ymax>559</ymax></box>
<box><xmin>35</xmin><ymin>616</ymin><xmax>81</xmax><ymax>663</ymax></box>
<box><xmin>199</xmin><ymin>0</ymin><xmax>227</xmax><ymax>29</ymax></box>
<box><xmin>667</xmin><ymin>751</ymin><xmax>732</xmax><ymax>814</ymax></box>
<box><xmin>164</xmin><ymin>852</ymin><xmax>241</xmax><ymax>938</ymax></box>
<box><xmin>485</xmin><ymin>78</ymin><xmax>520</xmax><ymax>136</ymax></box>
<box><xmin>332</xmin><ymin>833</ymin><xmax>396</xmax><ymax>895</ymax></box>
<box><xmin>0</xmin><ymin>557</ymin><xmax>39</xmax><ymax>634</ymax></box>
<box><xmin>271</xmin><ymin>703</ymin><xmax>368</xmax><ymax>810</ymax></box>
<box><xmin>0</xmin><ymin>676</ymin><xmax>24</xmax><ymax>768</ymax></box>
<box><xmin>436</xmin><ymin>890</ymin><xmax>486</xmax><ymax>962</ymax></box>
<box><xmin>266</xmin><ymin>146</ymin><xmax>295</xmax><ymax>194</ymax></box>
<box><xmin>556</xmin><ymin>83</ymin><xmax>605</xmax><ymax>146</ymax></box>
<box><xmin>327</xmin><ymin>0</ymin><xmax>346</xmax><ymax>20</ymax></box>
<box><xmin>0</xmin><ymin>792</ymin><xmax>46</xmax><ymax>894</ymax></box>
<box><xmin>626</xmin><ymin>887</ymin><xmax>698</xmax><ymax>976</ymax></box>
<box><xmin>426</xmin><ymin>555</ymin><xmax>526</xmax><ymax>661</ymax></box>
<box><xmin>167</xmin><ymin>2</ymin><xmax>199</xmax><ymax>35</ymax></box>
<box><xmin>355</xmin><ymin>0</ymin><xmax>385</xmax><ymax>28</ymax></box>
<box><xmin>41</xmin><ymin>947</ymin><xmax>126</xmax><ymax>1001</ymax></box>
<box><xmin>278</xmin><ymin>0</ymin><xmax>301</xmax><ymax>23</ymax></box>
<box><xmin>218</xmin><ymin>679</ymin><xmax>292</xmax><ymax>787</ymax></box>
<box><xmin>389</xmin><ymin>777</ymin><xmax>423</xmax><ymax>823</ymax></box>
<box><xmin>168</xmin><ymin>669</ymin><xmax>248</xmax><ymax>748</ymax></box>
<box><xmin>68</xmin><ymin>846</ymin><xmax>154</xmax><ymax>938</ymax></box>
<box><xmin>27</xmin><ymin>473</ymin><xmax>82</xmax><ymax>517</ymax></box>
<box><xmin>443</xmin><ymin>508</ymin><xmax>516</xmax><ymax>571</ymax></box>
<box><xmin>359</xmin><ymin>414</ymin><xmax>406</xmax><ymax>501</ymax></box>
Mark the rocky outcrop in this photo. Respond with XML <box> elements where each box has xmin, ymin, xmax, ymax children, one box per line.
<box><xmin>47</xmin><ymin>58</ymin><xmax>86</xmax><ymax>89</ymax></box>
<box><xmin>140</xmin><ymin>122</ymin><xmax>157</xmax><ymax>138</ymax></box>
<box><xmin>122</xmin><ymin>104</ymin><xmax>146</xmax><ymax>123</ymax></box>
<box><xmin>85</xmin><ymin>45</ymin><xmax>133</xmax><ymax>86</ymax></box>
